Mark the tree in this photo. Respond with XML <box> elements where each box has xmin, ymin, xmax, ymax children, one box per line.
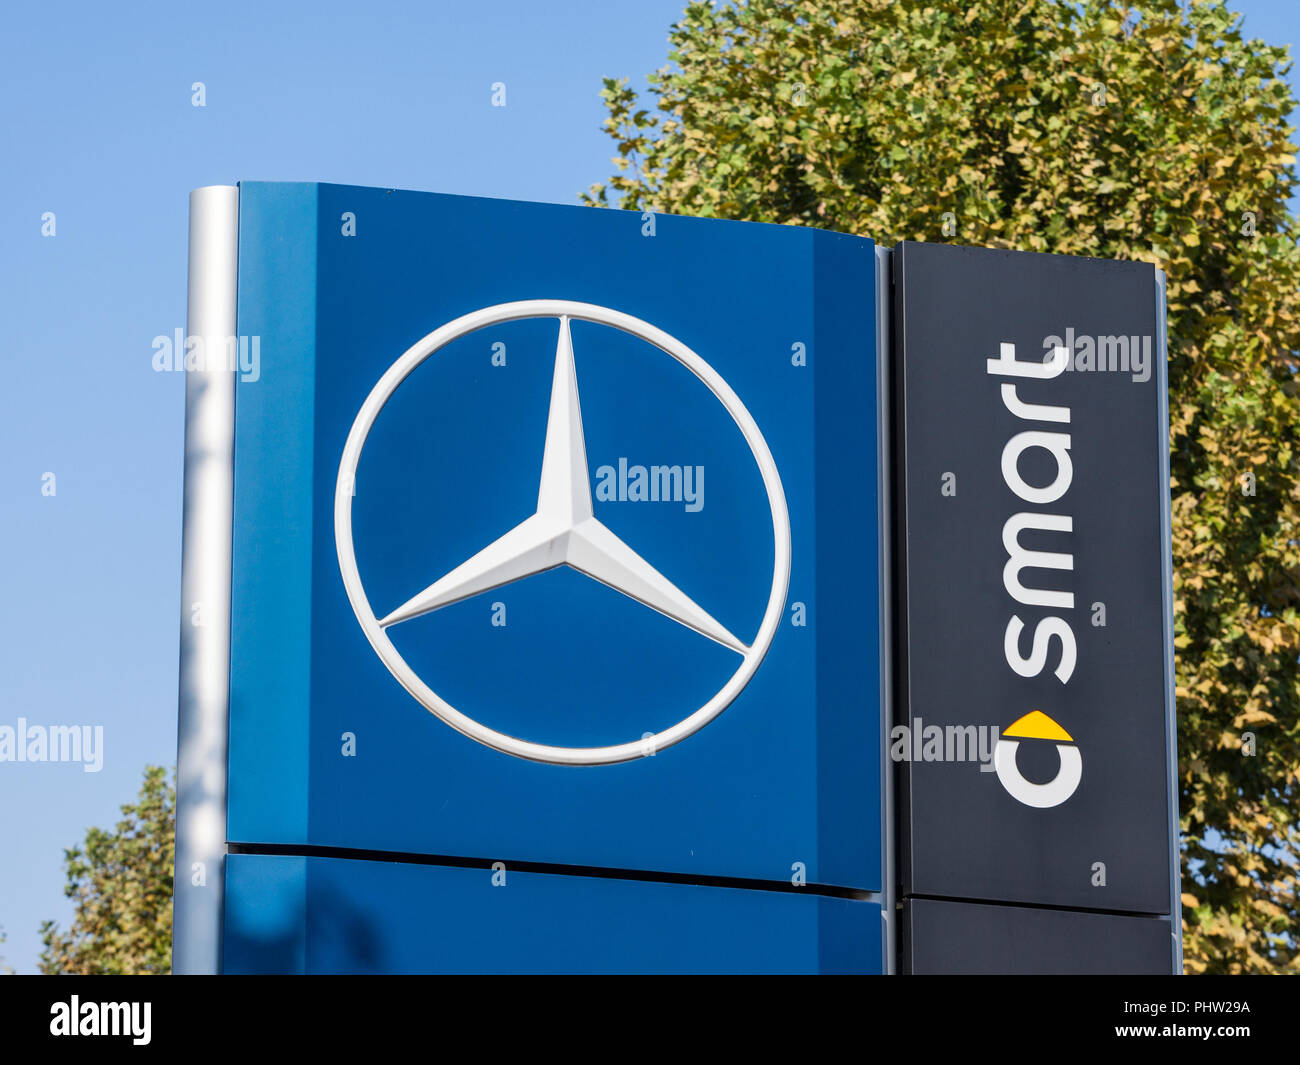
<box><xmin>586</xmin><ymin>0</ymin><xmax>1300</xmax><ymax>973</ymax></box>
<box><xmin>40</xmin><ymin>766</ymin><xmax>174</xmax><ymax>974</ymax></box>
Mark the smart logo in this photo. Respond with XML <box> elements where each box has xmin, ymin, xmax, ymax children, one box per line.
<box><xmin>987</xmin><ymin>341</ymin><xmax>1084</xmax><ymax>809</ymax></box>
<box><xmin>993</xmin><ymin>710</ymin><xmax>1082</xmax><ymax>809</ymax></box>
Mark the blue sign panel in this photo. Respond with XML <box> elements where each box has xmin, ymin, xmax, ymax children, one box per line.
<box><xmin>226</xmin><ymin>182</ymin><xmax>882</xmax><ymax>905</ymax></box>
<box><xmin>224</xmin><ymin>854</ymin><xmax>882</xmax><ymax>975</ymax></box>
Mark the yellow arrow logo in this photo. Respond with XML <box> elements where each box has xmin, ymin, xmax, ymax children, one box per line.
<box><xmin>1002</xmin><ymin>709</ymin><xmax>1073</xmax><ymax>743</ymax></box>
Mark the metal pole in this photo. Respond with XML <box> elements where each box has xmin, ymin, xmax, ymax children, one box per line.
<box><xmin>173</xmin><ymin>185</ymin><xmax>239</xmax><ymax>975</ymax></box>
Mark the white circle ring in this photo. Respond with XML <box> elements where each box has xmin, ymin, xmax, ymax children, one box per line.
<box><xmin>335</xmin><ymin>299</ymin><xmax>792</xmax><ymax>766</ymax></box>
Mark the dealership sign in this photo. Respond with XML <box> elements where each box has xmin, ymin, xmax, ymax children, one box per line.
<box><xmin>891</xmin><ymin>242</ymin><xmax>1179</xmax><ymax>972</ymax></box>
<box><xmin>174</xmin><ymin>185</ymin><xmax>1177</xmax><ymax>974</ymax></box>
<box><xmin>175</xmin><ymin>182</ymin><xmax>885</xmax><ymax>975</ymax></box>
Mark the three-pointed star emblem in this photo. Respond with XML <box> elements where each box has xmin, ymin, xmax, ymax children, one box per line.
<box><xmin>378</xmin><ymin>316</ymin><xmax>747</xmax><ymax>655</ymax></box>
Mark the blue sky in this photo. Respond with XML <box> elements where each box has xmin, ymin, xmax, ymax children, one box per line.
<box><xmin>0</xmin><ymin>0</ymin><xmax>1295</xmax><ymax>974</ymax></box>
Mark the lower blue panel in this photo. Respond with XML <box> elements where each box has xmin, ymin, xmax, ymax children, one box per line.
<box><xmin>224</xmin><ymin>853</ymin><xmax>881</xmax><ymax>974</ymax></box>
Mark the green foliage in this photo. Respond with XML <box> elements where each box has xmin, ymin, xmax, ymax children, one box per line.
<box><xmin>39</xmin><ymin>766</ymin><xmax>174</xmax><ymax>975</ymax></box>
<box><xmin>587</xmin><ymin>0</ymin><xmax>1300</xmax><ymax>973</ymax></box>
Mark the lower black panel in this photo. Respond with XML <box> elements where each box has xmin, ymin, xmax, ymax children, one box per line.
<box><xmin>903</xmin><ymin>898</ymin><xmax>1175</xmax><ymax>974</ymax></box>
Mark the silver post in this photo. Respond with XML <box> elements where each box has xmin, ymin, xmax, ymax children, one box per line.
<box><xmin>173</xmin><ymin>185</ymin><xmax>239</xmax><ymax>975</ymax></box>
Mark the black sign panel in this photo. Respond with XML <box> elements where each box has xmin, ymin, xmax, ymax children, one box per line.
<box><xmin>892</xmin><ymin>242</ymin><xmax>1176</xmax><ymax>916</ymax></box>
<box><xmin>903</xmin><ymin>899</ymin><xmax>1175</xmax><ymax>975</ymax></box>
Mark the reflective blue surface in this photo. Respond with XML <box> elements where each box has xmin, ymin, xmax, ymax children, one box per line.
<box><xmin>228</xmin><ymin>182</ymin><xmax>881</xmax><ymax>898</ymax></box>
<box><xmin>224</xmin><ymin>854</ymin><xmax>882</xmax><ymax>975</ymax></box>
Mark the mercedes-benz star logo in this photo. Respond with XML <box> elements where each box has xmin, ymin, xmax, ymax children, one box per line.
<box><xmin>335</xmin><ymin>300</ymin><xmax>791</xmax><ymax>765</ymax></box>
